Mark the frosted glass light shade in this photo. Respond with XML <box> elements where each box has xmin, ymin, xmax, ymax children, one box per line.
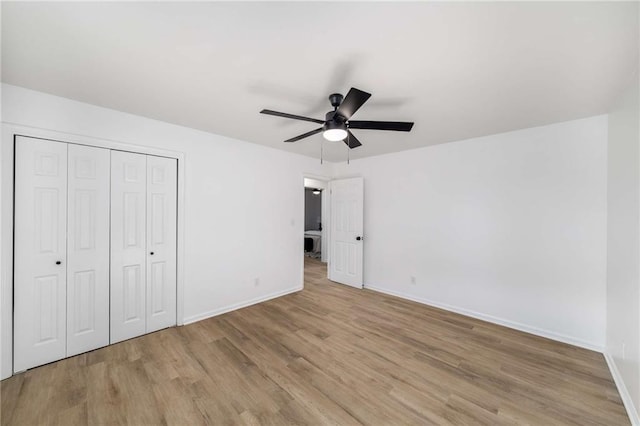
<box><xmin>323</xmin><ymin>128</ymin><xmax>347</xmax><ymax>141</ymax></box>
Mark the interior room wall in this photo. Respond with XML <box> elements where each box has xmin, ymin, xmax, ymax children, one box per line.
<box><xmin>606</xmin><ymin>76</ymin><xmax>640</xmax><ymax>423</ymax></box>
<box><xmin>334</xmin><ymin>115</ymin><xmax>608</xmax><ymax>350</ymax></box>
<box><xmin>0</xmin><ymin>83</ymin><xmax>331</xmax><ymax>379</ymax></box>
<box><xmin>304</xmin><ymin>188</ymin><xmax>322</xmax><ymax>231</ymax></box>
<box><xmin>0</xmin><ymin>81</ymin><xmax>624</xmax><ymax>399</ymax></box>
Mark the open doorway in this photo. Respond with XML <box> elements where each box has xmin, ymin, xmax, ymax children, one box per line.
<box><xmin>304</xmin><ymin>187</ymin><xmax>322</xmax><ymax>258</ymax></box>
<box><xmin>302</xmin><ymin>176</ymin><xmax>363</xmax><ymax>289</ymax></box>
<box><xmin>303</xmin><ymin>177</ymin><xmax>329</xmax><ymax>286</ymax></box>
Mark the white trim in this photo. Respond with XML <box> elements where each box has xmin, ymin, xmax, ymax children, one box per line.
<box><xmin>364</xmin><ymin>284</ymin><xmax>604</xmax><ymax>352</ymax></box>
<box><xmin>183</xmin><ymin>286</ymin><xmax>303</xmax><ymax>325</ymax></box>
<box><xmin>1</xmin><ymin>123</ymin><xmax>187</xmax><ymax>379</ymax></box>
<box><xmin>303</xmin><ymin>174</ymin><xmax>332</xmax><ymax>186</ymax></box>
<box><xmin>604</xmin><ymin>353</ymin><xmax>640</xmax><ymax>425</ymax></box>
<box><xmin>2</xmin><ymin>122</ymin><xmax>184</xmax><ymax>159</ymax></box>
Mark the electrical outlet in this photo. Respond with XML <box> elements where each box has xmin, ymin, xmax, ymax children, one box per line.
<box><xmin>622</xmin><ymin>342</ymin><xmax>626</xmax><ymax>360</ymax></box>
<box><xmin>254</xmin><ymin>277</ymin><xmax>260</xmax><ymax>287</ymax></box>
<box><xmin>410</xmin><ymin>276</ymin><xmax>416</xmax><ymax>285</ymax></box>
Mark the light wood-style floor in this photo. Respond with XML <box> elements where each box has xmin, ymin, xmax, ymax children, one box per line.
<box><xmin>1</xmin><ymin>258</ymin><xmax>629</xmax><ymax>425</ymax></box>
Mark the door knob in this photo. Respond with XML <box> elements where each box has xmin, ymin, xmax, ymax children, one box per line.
<box><xmin>150</xmin><ymin>252</ymin><xmax>154</xmax><ymax>255</ymax></box>
<box><xmin>356</xmin><ymin>236</ymin><xmax>362</xmax><ymax>241</ymax></box>
<box><xmin>55</xmin><ymin>261</ymin><xmax>62</xmax><ymax>265</ymax></box>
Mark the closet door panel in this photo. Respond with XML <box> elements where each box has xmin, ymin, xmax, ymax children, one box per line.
<box><xmin>67</xmin><ymin>144</ymin><xmax>110</xmax><ymax>356</ymax></box>
<box><xmin>111</xmin><ymin>151</ymin><xmax>147</xmax><ymax>343</ymax></box>
<box><xmin>14</xmin><ymin>136</ymin><xmax>68</xmax><ymax>372</ymax></box>
<box><xmin>146</xmin><ymin>156</ymin><xmax>177</xmax><ymax>333</ymax></box>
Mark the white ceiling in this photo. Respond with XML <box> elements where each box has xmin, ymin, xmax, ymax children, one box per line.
<box><xmin>2</xmin><ymin>2</ymin><xmax>638</xmax><ymax>162</ymax></box>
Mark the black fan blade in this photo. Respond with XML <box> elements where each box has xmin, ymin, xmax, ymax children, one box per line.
<box><xmin>335</xmin><ymin>88</ymin><xmax>371</xmax><ymax>121</ymax></box>
<box><xmin>260</xmin><ymin>109</ymin><xmax>324</xmax><ymax>124</ymax></box>
<box><xmin>348</xmin><ymin>120</ymin><xmax>414</xmax><ymax>132</ymax></box>
<box><xmin>344</xmin><ymin>130</ymin><xmax>362</xmax><ymax>149</ymax></box>
<box><xmin>284</xmin><ymin>127</ymin><xmax>323</xmax><ymax>143</ymax></box>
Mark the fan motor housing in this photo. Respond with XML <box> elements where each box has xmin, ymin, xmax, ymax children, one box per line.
<box><xmin>325</xmin><ymin>111</ymin><xmax>337</xmax><ymax>122</ymax></box>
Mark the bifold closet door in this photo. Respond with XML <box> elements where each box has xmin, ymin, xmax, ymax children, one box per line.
<box><xmin>111</xmin><ymin>151</ymin><xmax>148</xmax><ymax>343</ymax></box>
<box><xmin>66</xmin><ymin>144</ymin><xmax>110</xmax><ymax>356</ymax></box>
<box><xmin>14</xmin><ymin>136</ymin><xmax>68</xmax><ymax>372</ymax></box>
<box><xmin>146</xmin><ymin>156</ymin><xmax>178</xmax><ymax>333</ymax></box>
<box><xmin>15</xmin><ymin>138</ymin><xmax>111</xmax><ymax>371</ymax></box>
<box><xmin>14</xmin><ymin>140</ymin><xmax>177</xmax><ymax>370</ymax></box>
<box><xmin>111</xmin><ymin>152</ymin><xmax>177</xmax><ymax>342</ymax></box>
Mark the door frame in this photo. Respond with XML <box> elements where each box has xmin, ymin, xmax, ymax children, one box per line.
<box><xmin>1</xmin><ymin>124</ymin><xmax>186</xmax><ymax>379</ymax></box>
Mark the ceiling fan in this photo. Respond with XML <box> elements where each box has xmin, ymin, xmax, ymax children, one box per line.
<box><xmin>260</xmin><ymin>87</ymin><xmax>414</xmax><ymax>149</ymax></box>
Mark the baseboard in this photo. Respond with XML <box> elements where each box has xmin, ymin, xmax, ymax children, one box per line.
<box><xmin>364</xmin><ymin>285</ymin><xmax>604</xmax><ymax>352</ymax></box>
<box><xmin>604</xmin><ymin>353</ymin><xmax>640</xmax><ymax>425</ymax></box>
<box><xmin>183</xmin><ymin>286</ymin><xmax>303</xmax><ymax>325</ymax></box>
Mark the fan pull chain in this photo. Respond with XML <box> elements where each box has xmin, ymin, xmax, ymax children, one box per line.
<box><xmin>320</xmin><ymin>138</ymin><xmax>324</xmax><ymax>164</ymax></box>
<box><xmin>347</xmin><ymin>134</ymin><xmax>350</xmax><ymax>165</ymax></box>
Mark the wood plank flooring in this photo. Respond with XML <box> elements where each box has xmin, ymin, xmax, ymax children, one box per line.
<box><xmin>1</xmin><ymin>257</ymin><xmax>629</xmax><ymax>425</ymax></box>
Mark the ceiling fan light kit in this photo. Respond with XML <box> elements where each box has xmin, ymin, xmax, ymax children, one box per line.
<box><xmin>260</xmin><ymin>87</ymin><xmax>414</xmax><ymax>162</ymax></box>
<box><xmin>323</xmin><ymin>120</ymin><xmax>348</xmax><ymax>141</ymax></box>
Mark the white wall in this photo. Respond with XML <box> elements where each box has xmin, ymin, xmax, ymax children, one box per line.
<box><xmin>334</xmin><ymin>116</ymin><xmax>608</xmax><ymax>350</ymax></box>
<box><xmin>0</xmin><ymin>83</ymin><xmax>331</xmax><ymax>378</ymax></box>
<box><xmin>607</xmin><ymin>76</ymin><xmax>640</xmax><ymax>424</ymax></box>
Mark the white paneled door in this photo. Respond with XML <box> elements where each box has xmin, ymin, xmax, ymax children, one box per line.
<box><xmin>110</xmin><ymin>151</ymin><xmax>177</xmax><ymax>343</ymax></box>
<box><xmin>14</xmin><ymin>136</ymin><xmax>68</xmax><ymax>372</ymax></box>
<box><xmin>14</xmin><ymin>137</ymin><xmax>179</xmax><ymax>371</ymax></box>
<box><xmin>66</xmin><ymin>144</ymin><xmax>111</xmax><ymax>356</ymax></box>
<box><xmin>146</xmin><ymin>156</ymin><xmax>178</xmax><ymax>333</ymax></box>
<box><xmin>110</xmin><ymin>151</ymin><xmax>148</xmax><ymax>343</ymax></box>
<box><xmin>329</xmin><ymin>177</ymin><xmax>364</xmax><ymax>288</ymax></box>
